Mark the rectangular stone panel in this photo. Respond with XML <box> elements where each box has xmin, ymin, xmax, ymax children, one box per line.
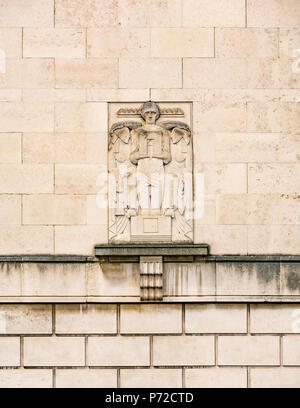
<box><xmin>185</xmin><ymin>368</ymin><xmax>247</xmax><ymax>388</ymax></box>
<box><xmin>185</xmin><ymin>304</ymin><xmax>247</xmax><ymax>333</ymax></box>
<box><xmin>88</xmin><ymin>337</ymin><xmax>150</xmax><ymax>367</ymax></box>
<box><xmin>218</xmin><ymin>336</ymin><xmax>280</xmax><ymax>366</ymax></box>
<box><xmin>0</xmin><ymin>305</ymin><xmax>52</xmax><ymax>334</ymax></box>
<box><xmin>120</xmin><ymin>304</ymin><xmax>182</xmax><ymax>334</ymax></box>
<box><xmin>153</xmin><ymin>336</ymin><xmax>214</xmax><ymax>366</ymax></box>
<box><xmin>120</xmin><ymin>369</ymin><xmax>182</xmax><ymax>388</ymax></box>
<box><xmin>56</xmin><ymin>369</ymin><xmax>117</xmax><ymax>388</ymax></box>
<box><xmin>0</xmin><ymin>369</ymin><xmax>52</xmax><ymax>388</ymax></box>
<box><xmin>55</xmin><ymin>304</ymin><xmax>117</xmax><ymax>334</ymax></box>
<box><xmin>24</xmin><ymin>337</ymin><xmax>85</xmax><ymax>367</ymax></box>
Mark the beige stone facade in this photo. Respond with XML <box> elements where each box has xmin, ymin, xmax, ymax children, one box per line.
<box><xmin>0</xmin><ymin>302</ymin><xmax>299</xmax><ymax>388</ymax></box>
<box><xmin>0</xmin><ymin>0</ymin><xmax>299</xmax><ymax>388</ymax></box>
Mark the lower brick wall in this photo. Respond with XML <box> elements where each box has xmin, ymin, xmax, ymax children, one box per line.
<box><xmin>0</xmin><ymin>303</ymin><xmax>300</xmax><ymax>388</ymax></box>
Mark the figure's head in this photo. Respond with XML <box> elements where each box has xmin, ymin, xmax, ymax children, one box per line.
<box><xmin>140</xmin><ymin>101</ymin><xmax>160</xmax><ymax>124</ymax></box>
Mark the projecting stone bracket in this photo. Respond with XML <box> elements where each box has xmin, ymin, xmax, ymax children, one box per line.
<box><xmin>95</xmin><ymin>244</ymin><xmax>209</xmax><ymax>301</ymax></box>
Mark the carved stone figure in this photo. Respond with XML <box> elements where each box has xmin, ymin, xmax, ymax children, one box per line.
<box><xmin>108</xmin><ymin>101</ymin><xmax>193</xmax><ymax>243</ymax></box>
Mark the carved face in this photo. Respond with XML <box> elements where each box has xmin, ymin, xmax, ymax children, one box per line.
<box><xmin>143</xmin><ymin>110</ymin><xmax>157</xmax><ymax>124</ymax></box>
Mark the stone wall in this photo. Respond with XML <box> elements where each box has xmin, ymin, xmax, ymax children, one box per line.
<box><xmin>0</xmin><ymin>0</ymin><xmax>299</xmax><ymax>388</ymax></box>
<box><xmin>0</xmin><ymin>0</ymin><xmax>299</xmax><ymax>255</ymax></box>
<box><xmin>0</xmin><ymin>302</ymin><xmax>300</xmax><ymax>388</ymax></box>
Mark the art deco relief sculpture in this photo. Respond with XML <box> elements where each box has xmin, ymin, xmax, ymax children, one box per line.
<box><xmin>108</xmin><ymin>101</ymin><xmax>193</xmax><ymax>243</ymax></box>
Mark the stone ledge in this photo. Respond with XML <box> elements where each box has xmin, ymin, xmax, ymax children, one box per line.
<box><xmin>94</xmin><ymin>244</ymin><xmax>209</xmax><ymax>259</ymax></box>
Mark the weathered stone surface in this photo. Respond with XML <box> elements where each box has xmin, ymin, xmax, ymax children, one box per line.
<box><xmin>56</xmin><ymin>369</ymin><xmax>117</xmax><ymax>388</ymax></box>
<box><xmin>0</xmin><ymin>369</ymin><xmax>52</xmax><ymax>388</ymax></box>
<box><xmin>153</xmin><ymin>336</ymin><xmax>214</xmax><ymax>366</ymax></box>
<box><xmin>0</xmin><ymin>304</ymin><xmax>52</xmax><ymax>334</ymax></box>
<box><xmin>88</xmin><ymin>337</ymin><xmax>150</xmax><ymax>366</ymax></box>
<box><xmin>120</xmin><ymin>304</ymin><xmax>182</xmax><ymax>333</ymax></box>
<box><xmin>185</xmin><ymin>368</ymin><xmax>247</xmax><ymax>388</ymax></box>
<box><xmin>216</xmin><ymin>262</ymin><xmax>280</xmax><ymax>296</ymax></box>
<box><xmin>56</xmin><ymin>304</ymin><xmax>117</xmax><ymax>334</ymax></box>
<box><xmin>218</xmin><ymin>336</ymin><xmax>280</xmax><ymax>365</ymax></box>
<box><xmin>120</xmin><ymin>369</ymin><xmax>182</xmax><ymax>388</ymax></box>
<box><xmin>24</xmin><ymin>337</ymin><xmax>85</xmax><ymax>367</ymax></box>
<box><xmin>250</xmin><ymin>368</ymin><xmax>300</xmax><ymax>388</ymax></box>
<box><xmin>185</xmin><ymin>304</ymin><xmax>247</xmax><ymax>333</ymax></box>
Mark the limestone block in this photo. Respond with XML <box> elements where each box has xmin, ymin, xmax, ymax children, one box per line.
<box><xmin>250</xmin><ymin>368</ymin><xmax>300</xmax><ymax>388</ymax></box>
<box><xmin>0</xmin><ymin>337</ymin><xmax>20</xmax><ymax>366</ymax></box>
<box><xmin>56</xmin><ymin>369</ymin><xmax>117</xmax><ymax>388</ymax></box>
<box><xmin>118</xmin><ymin>0</ymin><xmax>181</xmax><ymax>27</ymax></box>
<box><xmin>251</xmin><ymin>304</ymin><xmax>300</xmax><ymax>333</ymax></box>
<box><xmin>56</xmin><ymin>304</ymin><xmax>117</xmax><ymax>334</ymax></box>
<box><xmin>0</xmin><ymin>59</ymin><xmax>54</xmax><ymax>89</ymax></box>
<box><xmin>0</xmin><ymin>0</ymin><xmax>53</xmax><ymax>27</ymax></box>
<box><xmin>88</xmin><ymin>28</ymin><xmax>149</xmax><ymax>57</ymax></box>
<box><xmin>182</xmin><ymin>0</ymin><xmax>245</xmax><ymax>27</ymax></box>
<box><xmin>163</xmin><ymin>262</ymin><xmax>216</xmax><ymax>296</ymax></box>
<box><xmin>193</xmin><ymin>102</ymin><xmax>247</xmax><ymax>132</ymax></box>
<box><xmin>120</xmin><ymin>304</ymin><xmax>182</xmax><ymax>334</ymax></box>
<box><xmin>0</xmin><ymin>195</ymin><xmax>21</xmax><ymax>225</ymax></box>
<box><xmin>248</xmin><ymin>225</ymin><xmax>300</xmax><ymax>254</ymax></box>
<box><xmin>0</xmin><ymin>28</ymin><xmax>22</xmax><ymax>57</ymax></box>
<box><xmin>185</xmin><ymin>304</ymin><xmax>247</xmax><ymax>334</ymax></box>
<box><xmin>248</xmin><ymin>194</ymin><xmax>300</xmax><ymax>225</ymax></box>
<box><xmin>0</xmin><ymin>164</ymin><xmax>53</xmax><ymax>193</ymax></box>
<box><xmin>86</xmin><ymin>262</ymin><xmax>140</xmax><ymax>297</ymax></box>
<box><xmin>55</xmin><ymin>102</ymin><xmax>107</xmax><ymax>132</ymax></box>
<box><xmin>0</xmin><ymin>133</ymin><xmax>21</xmax><ymax>163</ymax></box>
<box><xmin>23</xmin><ymin>89</ymin><xmax>86</xmax><ymax>102</ymax></box>
<box><xmin>23</xmin><ymin>28</ymin><xmax>85</xmax><ymax>58</ymax></box>
<box><xmin>86</xmin><ymin>195</ymin><xmax>108</xmax><ymax>225</ymax></box>
<box><xmin>283</xmin><ymin>336</ymin><xmax>300</xmax><ymax>365</ymax></box>
<box><xmin>0</xmin><ymin>90</ymin><xmax>22</xmax><ymax>102</ymax></box>
<box><xmin>248</xmin><ymin>58</ymin><xmax>281</xmax><ymax>89</ymax></box>
<box><xmin>279</xmin><ymin>56</ymin><xmax>300</xmax><ymax>89</ymax></box>
<box><xmin>0</xmin><ymin>369</ymin><xmax>52</xmax><ymax>388</ymax></box>
<box><xmin>280</xmin><ymin>263</ymin><xmax>300</xmax><ymax>295</ymax></box>
<box><xmin>218</xmin><ymin>336</ymin><xmax>280</xmax><ymax>365</ymax></box>
<box><xmin>153</xmin><ymin>336</ymin><xmax>214</xmax><ymax>366</ymax></box>
<box><xmin>195</xmin><ymin>163</ymin><xmax>247</xmax><ymax>194</ymax></box>
<box><xmin>88</xmin><ymin>337</ymin><xmax>150</xmax><ymax>366</ymax></box>
<box><xmin>55</xmin><ymin>225</ymin><xmax>108</xmax><ymax>254</ymax></box>
<box><xmin>23</xmin><ymin>194</ymin><xmax>86</xmax><ymax>225</ymax></box>
<box><xmin>24</xmin><ymin>337</ymin><xmax>85</xmax><ymax>367</ymax></box>
<box><xmin>119</xmin><ymin>58</ymin><xmax>182</xmax><ymax>88</ymax></box>
<box><xmin>216</xmin><ymin>194</ymin><xmax>248</xmax><ymax>224</ymax></box>
<box><xmin>193</xmin><ymin>132</ymin><xmax>215</xmax><ymax>163</ymax></box>
<box><xmin>247</xmin><ymin>0</ymin><xmax>300</xmax><ymax>27</ymax></box>
<box><xmin>87</xmin><ymin>88</ymin><xmax>150</xmax><ymax>102</ymax></box>
<box><xmin>248</xmin><ymin>164</ymin><xmax>300</xmax><ymax>194</ymax></box>
<box><xmin>55</xmin><ymin>59</ymin><xmax>118</xmax><ymax>88</ymax></box>
<box><xmin>23</xmin><ymin>133</ymin><xmax>86</xmax><ymax>164</ymax></box>
<box><xmin>280</xmin><ymin>28</ymin><xmax>300</xmax><ymax>58</ymax></box>
<box><xmin>215</xmin><ymin>133</ymin><xmax>281</xmax><ymax>163</ymax></box>
<box><xmin>151</xmin><ymin>28</ymin><xmax>214</xmax><ymax>57</ymax></box>
<box><xmin>216</xmin><ymin>262</ymin><xmax>280</xmax><ymax>296</ymax></box>
<box><xmin>216</xmin><ymin>28</ymin><xmax>278</xmax><ymax>58</ymax></box>
<box><xmin>22</xmin><ymin>263</ymin><xmax>86</xmax><ymax>296</ymax></box>
<box><xmin>0</xmin><ymin>226</ymin><xmax>53</xmax><ymax>255</ymax></box>
<box><xmin>0</xmin><ymin>305</ymin><xmax>52</xmax><ymax>334</ymax></box>
<box><xmin>55</xmin><ymin>0</ymin><xmax>118</xmax><ymax>27</ymax></box>
<box><xmin>0</xmin><ymin>103</ymin><xmax>54</xmax><ymax>132</ymax></box>
<box><xmin>184</xmin><ymin>59</ymin><xmax>247</xmax><ymax>89</ymax></box>
<box><xmin>185</xmin><ymin>368</ymin><xmax>247</xmax><ymax>388</ymax></box>
<box><xmin>194</xmin><ymin>225</ymin><xmax>247</xmax><ymax>254</ymax></box>
<box><xmin>55</xmin><ymin>164</ymin><xmax>105</xmax><ymax>194</ymax></box>
<box><xmin>194</xmin><ymin>194</ymin><xmax>216</xmax><ymax>225</ymax></box>
<box><xmin>0</xmin><ymin>262</ymin><xmax>21</xmax><ymax>296</ymax></box>
<box><xmin>120</xmin><ymin>369</ymin><xmax>182</xmax><ymax>388</ymax></box>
